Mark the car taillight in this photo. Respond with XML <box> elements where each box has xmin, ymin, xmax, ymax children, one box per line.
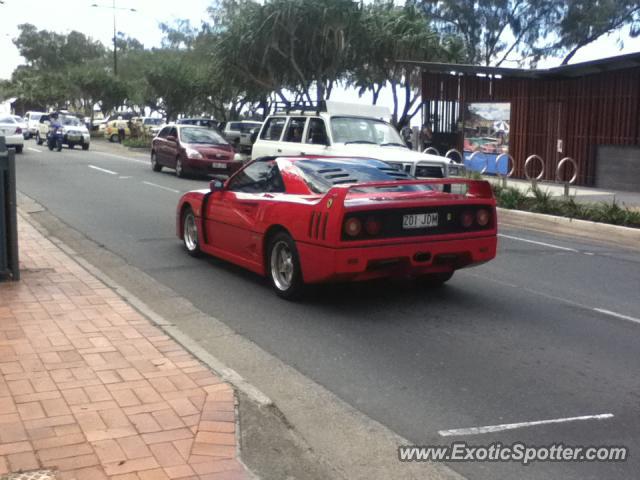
<box><xmin>461</xmin><ymin>211</ymin><xmax>474</xmax><ymax>228</ymax></box>
<box><xmin>15</xmin><ymin>127</ymin><xmax>22</xmax><ymax>134</ymax></box>
<box><xmin>344</xmin><ymin>217</ymin><xmax>362</xmax><ymax>237</ymax></box>
<box><xmin>476</xmin><ymin>209</ymin><xmax>490</xmax><ymax>226</ymax></box>
<box><xmin>364</xmin><ymin>216</ymin><xmax>381</xmax><ymax>236</ymax></box>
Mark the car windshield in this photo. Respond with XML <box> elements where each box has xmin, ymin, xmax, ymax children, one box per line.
<box><xmin>295</xmin><ymin>159</ymin><xmax>433</xmax><ymax>194</ymax></box>
<box><xmin>180</xmin><ymin>127</ymin><xmax>227</xmax><ymax>145</ymax></box>
<box><xmin>144</xmin><ymin>118</ymin><xmax>163</xmax><ymax>125</ymax></box>
<box><xmin>61</xmin><ymin>116</ymin><xmax>82</xmax><ymax>126</ymax></box>
<box><xmin>330</xmin><ymin>116</ymin><xmax>406</xmax><ymax>146</ymax></box>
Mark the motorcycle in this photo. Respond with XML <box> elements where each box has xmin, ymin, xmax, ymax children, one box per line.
<box><xmin>47</xmin><ymin>126</ymin><xmax>64</xmax><ymax>152</ymax></box>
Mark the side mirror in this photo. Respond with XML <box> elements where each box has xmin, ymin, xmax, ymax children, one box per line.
<box><xmin>209</xmin><ymin>178</ymin><xmax>225</xmax><ymax>192</ymax></box>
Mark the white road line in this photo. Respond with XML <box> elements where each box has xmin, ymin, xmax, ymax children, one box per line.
<box><xmin>593</xmin><ymin>308</ymin><xmax>640</xmax><ymax>325</ymax></box>
<box><xmin>88</xmin><ymin>165</ymin><xmax>118</xmax><ymax>175</ymax></box>
<box><xmin>119</xmin><ymin>176</ymin><xmax>132</xmax><ymax>179</ymax></box>
<box><xmin>498</xmin><ymin>233</ymin><xmax>579</xmax><ymax>253</ymax></box>
<box><xmin>438</xmin><ymin>413</ymin><xmax>614</xmax><ymax>437</ymax></box>
<box><xmin>27</xmin><ymin>147</ymin><xmax>43</xmax><ymax>153</ymax></box>
<box><xmin>142</xmin><ymin>181</ymin><xmax>180</xmax><ymax>193</ymax></box>
<box><xmin>92</xmin><ymin>151</ymin><xmax>149</xmax><ymax>165</ymax></box>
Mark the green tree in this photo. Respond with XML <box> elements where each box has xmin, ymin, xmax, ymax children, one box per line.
<box><xmin>418</xmin><ymin>0</ymin><xmax>640</xmax><ymax>67</ymax></box>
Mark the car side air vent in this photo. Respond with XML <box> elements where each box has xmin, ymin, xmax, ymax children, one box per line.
<box><xmin>308</xmin><ymin>212</ymin><xmax>329</xmax><ymax>239</ymax></box>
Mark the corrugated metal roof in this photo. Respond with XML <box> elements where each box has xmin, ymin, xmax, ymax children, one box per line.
<box><xmin>400</xmin><ymin>51</ymin><xmax>640</xmax><ymax>79</ymax></box>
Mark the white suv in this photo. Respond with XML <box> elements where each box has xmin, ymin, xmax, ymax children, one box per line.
<box><xmin>251</xmin><ymin>101</ymin><xmax>463</xmax><ymax>178</ymax></box>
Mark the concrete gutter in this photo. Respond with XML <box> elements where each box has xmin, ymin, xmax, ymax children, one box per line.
<box><xmin>498</xmin><ymin>207</ymin><xmax>640</xmax><ymax>250</ymax></box>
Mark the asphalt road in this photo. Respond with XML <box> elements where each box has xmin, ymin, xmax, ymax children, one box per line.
<box><xmin>14</xmin><ymin>141</ymin><xmax>640</xmax><ymax>480</ymax></box>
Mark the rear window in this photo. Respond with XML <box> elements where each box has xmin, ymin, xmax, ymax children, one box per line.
<box><xmin>295</xmin><ymin>158</ymin><xmax>430</xmax><ymax>194</ymax></box>
<box><xmin>180</xmin><ymin>127</ymin><xmax>227</xmax><ymax>145</ymax></box>
<box><xmin>0</xmin><ymin>117</ymin><xmax>16</xmax><ymax>124</ymax></box>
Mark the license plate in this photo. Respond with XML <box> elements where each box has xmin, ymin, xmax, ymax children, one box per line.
<box><xmin>211</xmin><ymin>162</ymin><xmax>227</xmax><ymax>169</ymax></box>
<box><xmin>403</xmin><ymin>213</ymin><xmax>438</xmax><ymax>229</ymax></box>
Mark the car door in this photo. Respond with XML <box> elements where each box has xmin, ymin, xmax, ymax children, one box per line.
<box><xmin>154</xmin><ymin>126</ymin><xmax>171</xmax><ymax>165</ymax></box>
<box><xmin>252</xmin><ymin>117</ymin><xmax>287</xmax><ymax>158</ymax></box>
<box><xmin>300</xmin><ymin>117</ymin><xmax>331</xmax><ymax>156</ymax></box>
<box><xmin>204</xmin><ymin>160</ymin><xmax>284</xmax><ymax>264</ymax></box>
<box><xmin>165</xmin><ymin>127</ymin><xmax>179</xmax><ymax>168</ymax></box>
<box><xmin>277</xmin><ymin>117</ymin><xmax>309</xmax><ymax>156</ymax></box>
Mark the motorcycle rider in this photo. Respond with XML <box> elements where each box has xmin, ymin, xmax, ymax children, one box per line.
<box><xmin>47</xmin><ymin>112</ymin><xmax>63</xmax><ymax>150</ymax></box>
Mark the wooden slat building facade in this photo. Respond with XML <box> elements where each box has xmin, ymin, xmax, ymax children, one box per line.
<box><xmin>407</xmin><ymin>53</ymin><xmax>640</xmax><ymax>189</ymax></box>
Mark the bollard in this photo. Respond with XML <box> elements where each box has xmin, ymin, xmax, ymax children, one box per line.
<box><xmin>0</xmin><ymin>136</ymin><xmax>19</xmax><ymax>281</ymax></box>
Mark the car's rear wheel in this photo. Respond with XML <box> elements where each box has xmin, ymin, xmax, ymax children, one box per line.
<box><xmin>267</xmin><ymin>232</ymin><xmax>304</xmax><ymax>299</ymax></box>
<box><xmin>416</xmin><ymin>271</ymin><xmax>454</xmax><ymax>287</ymax></box>
<box><xmin>175</xmin><ymin>158</ymin><xmax>185</xmax><ymax>178</ymax></box>
<box><xmin>110</xmin><ymin>134</ymin><xmax>118</xmax><ymax>143</ymax></box>
<box><xmin>82</xmin><ymin>143</ymin><xmax>89</xmax><ymax>151</ymax></box>
<box><xmin>182</xmin><ymin>207</ymin><xmax>201</xmax><ymax>257</ymax></box>
<box><xmin>15</xmin><ymin>146</ymin><xmax>23</xmax><ymax>154</ymax></box>
<box><xmin>151</xmin><ymin>151</ymin><xmax>162</xmax><ymax>172</ymax></box>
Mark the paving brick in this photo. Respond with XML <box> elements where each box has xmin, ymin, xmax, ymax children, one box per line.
<box><xmin>141</xmin><ymin>428</ymin><xmax>194</xmax><ymax>445</ymax></box>
<box><xmin>84</xmin><ymin>384</ymin><xmax>113</xmax><ymax>402</ymax></box>
<box><xmin>198</xmin><ymin>421</ymin><xmax>235</xmax><ymax>433</ymax></box>
<box><xmin>47</xmin><ymin>453</ymin><xmax>100</xmax><ymax>471</ymax></box>
<box><xmin>61</xmin><ymin>387</ymin><xmax>90</xmax><ymax>406</ymax></box>
<box><xmin>148</xmin><ymin>442</ymin><xmax>187</xmax><ymax>468</ymax></box>
<box><xmin>152</xmin><ymin>409</ymin><xmax>185</xmax><ymax>430</ymax></box>
<box><xmin>17</xmin><ymin>401</ymin><xmax>45</xmax><ymax>420</ymax></box>
<box><xmin>33</xmin><ymin>432</ymin><xmax>86</xmax><ymax>450</ymax></box>
<box><xmin>104</xmin><ymin>456</ymin><xmax>160</xmax><ymax>476</ymax></box>
<box><xmin>92</xmin><ymin>438</ymin><xmax>127</xmax><ymax>464</ymax></box>
<box><xmin>0</xmin><ymin>441</ymin><xmax>34</xmax><ymax>455</ymax></box>
<box><xmin>7</xmin><ymin>450</ymin><xmax>40</xmax><ymax>471</ymax></box>
<box><xmin>0</xmin><ymin>420</ymin><xmax>28</xmax><ymax>442</ymax></box>
<box><xmin>8</xmin><ymin>379</ymin><xmax>34</xmax><ymax>396</ymax></box>
<box><xmin>58</xmin><ymin>466</ymin><xmax>108</xmax><ymax>480</ymax></box>
<box><xmin>0</xmin><ymin>396</ymin><xmax>17</xmax><ymax>415</ymax></box>
<box><xmin>194</xmin><ymin>432</ymin><xmax>236</xmax><ymax>446</ymax></box>
<box><xmin>167</xmin><ymin>398</ymin><xmax>199</xmax><ymax>417</ymax></box>
<box><xmin>41</xmin><ymin>397</ymin><xmax>72</xmax><ymax>416</ymax></box>
<box><xmin>137</xmin><ymin>468</ymin><xmax>171</xmax><ymax>480</ymax></box>
<box><xmin>190</xmin><ymin>443</ymin><xmax>236</xmax><ymax>458</ymax></box>
<box><xmin>38</xmin><ymin>442</ymin><xmax>94</xmax><ymax>461</ymax></box>
<box><xmin>163</xmin><ymin>464</ymin><xmax>195</xmax><ymax>479</ymax></box>
<box><xmin>129</xmin><ymin>413</ymin><xmax>162</xmax><ymax>434</ymax></box>
<box><xmin>117</xmin><ymin>435</ymin><xmax>152</xmax><ymax>459</ymax></box>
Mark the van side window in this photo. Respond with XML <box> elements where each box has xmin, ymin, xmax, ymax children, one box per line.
<box><xmin>260</xmin><ymin>117</ymin><xmax>286</xmax><ymax>141</ymax></box>
<box><xmin>306</xmin><ymin>118</ymin><xmax>329</xmax><ymax>145</ymax></box>
<box><xmin>284</xmin><ymin>118</ymin><xmax>306</xmax><ymax>143</ymax></box>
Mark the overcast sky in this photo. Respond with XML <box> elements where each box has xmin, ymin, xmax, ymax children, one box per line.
<box><xmin>2</xmin><ymin>0</ymin><xmax>640</xmax><ymax>110</ymax></box>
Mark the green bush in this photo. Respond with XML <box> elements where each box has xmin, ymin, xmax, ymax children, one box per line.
<box><xmin>122</xmin><ymin>137</ymin><xmax>152</xmax><ymax>149</ymax></box>
<box><xmin>491</xmin><ymin>184</ymin><xmax>640</xmax><ymax>229</ymax></box>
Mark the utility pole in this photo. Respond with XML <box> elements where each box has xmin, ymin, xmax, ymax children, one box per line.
<box><xmin>91</xmin><ymin>1</ymin><xmax>136</xmax><ymax>76</ymax></box>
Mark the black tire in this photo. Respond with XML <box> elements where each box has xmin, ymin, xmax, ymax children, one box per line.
<box><xmin>110</xmin><ymin>134</ymin><xmax>119</xmax><ymax>143</ymax></box>
<box><xmin>82</xmin><ymin>143</ymin><xmax>89</xmax><ymax>151</ymax></box>
<box><xmin>15</xmin><ymin>145</ymin><xmax>23</xmax><ymax>154</ymax></box>
<box><xmin>267</xmin><ymin>232</ymin><xmax>304</xmax><ymax>300</ymax></box>
<box><xmin>416</xmin><ymin>271</ymin><xmax>454</xmax><ymax>287</ymax></box>
<box><xmin>175</xmin><ymin>157</ymin><xmax>185</xmax><ymax>178</ymax></box>
<box><xmin>181</xmin><ymin>207</ymin><xmax>201</xmax><ymax>257</ymax></box>
<box><xmin>36</xmin><ymin>132</ymin><xmax>43</xmax><ymax>145</ymax></box>
<box><xmin>68</xmin><ymin>143</ymin><xmax>74</xmax><ymax>149</ymax></box>
<box><xmin>151</xmin><ymin>151</ymin><xmax>162</xmax><ymax>172</ymax></box>
<box><xmin>56</xmin><ymin>140</ymin><xmax>62</xmax><ymax>152</ymax></box>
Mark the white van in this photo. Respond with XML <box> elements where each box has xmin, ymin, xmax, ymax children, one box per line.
<box><xmin>24</xmin><ymin>111</ymin><xmax>46</xmax><ymax>138</ymax></box>
<box><xmin>251</xmin><ymin>101</ymin><xmax>463</xmax><ymax>178</ymax></box>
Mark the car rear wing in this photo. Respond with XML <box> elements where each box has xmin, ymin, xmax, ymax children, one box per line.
<box><xmin>322</xmin><ymin>178</ymin><xmax>493</xmax><ymax>209</ymax></box>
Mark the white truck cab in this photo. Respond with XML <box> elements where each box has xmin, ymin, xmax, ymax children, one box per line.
<box><xmin>251</xmin><ymin>101</ymin><xmax>464</xmax><ymax>178</ymax></box>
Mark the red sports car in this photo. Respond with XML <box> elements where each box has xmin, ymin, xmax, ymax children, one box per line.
<box><xmin>176</xmin><ymin>156</ymin><xmax>497</xmax><ymax>298</ymax></box>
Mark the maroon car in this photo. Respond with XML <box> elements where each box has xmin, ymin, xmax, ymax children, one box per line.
<box><xmin>151</xmin><ymin>124</ymin><xmax>242</xmax><ymax>178</ymax></box>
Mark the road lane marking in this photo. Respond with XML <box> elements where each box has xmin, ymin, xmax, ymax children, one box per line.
<box><xmin>593</xmin><ymin>308</ymin><xmax>640</xmax><ymax>325</ymax></box>
<box><xmin>498</xmin><ymin>233</ymin><xmax>579</xmax><ymax>253</ymax></box>
<box><xmin>142</xmin><ymin>181</ymin><xmax>180</xmax><ymax>193</ymax></box>
<box><xmin>438</xmin><ymin>413</ymin><xmax>614</xmax><ymax>437</ymax></box>
<box><xmin>88</xmin><ymin>165</ymin><xmax>118</xmax><ymax>175</ymax></box>
<box><xmin>92</xmin><ymin>151</ymin><xmax>149</xmax><ymax>165</ymax></box>
<box><xmin>27</xmin><ymin>147</ymin><xmax>43</xmax><ymax>153</ymax></box>
<box><xmin>119</xmin><ymin>176</ymin><xmax>132</xmax><ymax>179</ymax></box>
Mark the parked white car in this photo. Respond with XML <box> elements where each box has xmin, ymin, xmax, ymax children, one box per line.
<box><xmin>0</xmin><ymin>115</ymin><xmax>25</xmax><ymax>153</ymax></box>
<box><xmin>251</xmin><ymin>101</ymin><xmax>463</xmax><ymax>178</ymax></box>
<box><xmin>221</xmin><ymin>120</ymin><xmax>262</xmax><ymax>153</ymax></box>
<box><xmin>24</xmin><ymin>111</ymin><xmax>46</xmax><ymax>138</ymax></box>
<box><xmin>35</xmin><ymin>113</ymin><xmax>91</xmax><ymax>150</ymax></box>
<box><xmin>13</xmin><ymin>116</ymin><xmax>29</xmax><ymax>140</ymax></box>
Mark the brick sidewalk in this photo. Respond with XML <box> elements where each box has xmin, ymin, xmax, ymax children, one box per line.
<box><xmin>0</xmin><ymin>217</ymin><xmax>249</xmax><ymax>480</ymax></box>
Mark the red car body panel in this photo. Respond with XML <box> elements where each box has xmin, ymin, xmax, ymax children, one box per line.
<box><xmin>176</xmin><ymin>157</ymin><xmax>498</xmax><ymax>284</ymax></box>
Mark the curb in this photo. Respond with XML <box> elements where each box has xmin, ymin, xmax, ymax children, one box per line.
<box><xmin>498</xmin><ymin>207</ymin><xmax>640</xmax><ymax>248</ymax></box>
